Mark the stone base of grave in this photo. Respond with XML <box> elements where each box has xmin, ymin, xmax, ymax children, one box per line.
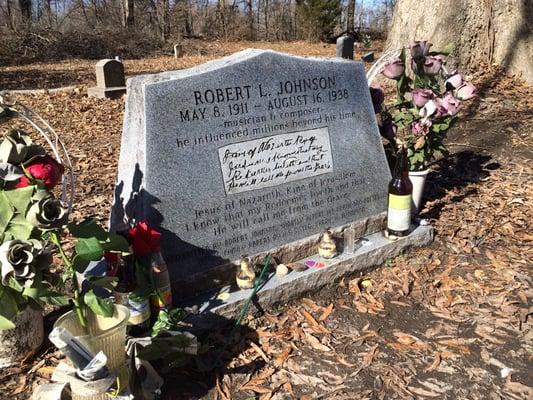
<box><xmin>189</xmin><ymin>223</ymin><xmax>433</xmax><ymax>322</ymax></box>
<box><xmin>87</xmin><ymin>86</ymin><xmax>127</xmax><ymax>99</ymax></box>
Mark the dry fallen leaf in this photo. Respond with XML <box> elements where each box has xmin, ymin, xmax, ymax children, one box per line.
<box><xmin>319</xmin><ymin>303</ymin><xmax>334</xmax><ymax>321</ymax></box>
<box><xmin>304</xmin><ymin>332</ymin><xmax>332</xmax><ymax>352</ymax></box>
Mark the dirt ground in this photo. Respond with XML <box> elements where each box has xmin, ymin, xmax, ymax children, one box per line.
<box><xmin>1</xmin><ymin>40</ymin><xmax>385</xmax><ymax>91</ymax></box>
<box><xmin>0</xmin><ymin>42</ymin><xmax>531</xmax><ymax>400</ymax></box>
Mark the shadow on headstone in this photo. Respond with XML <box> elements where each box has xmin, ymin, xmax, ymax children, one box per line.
<box><xmin>111</xmin><ymin>163</ymin><xmax>233</xmax><ymax>301</ymax></box>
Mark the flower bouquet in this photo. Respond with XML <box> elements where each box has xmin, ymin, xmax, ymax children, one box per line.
<box><xmin>0</xmin><ymin>99</ymin><xmax>129</xmax><ymax>367</ymax></box>
<box><xmin>372</xmin><ymin>41</ymin><xmax>477</xmax><ymax>172</ymax></box>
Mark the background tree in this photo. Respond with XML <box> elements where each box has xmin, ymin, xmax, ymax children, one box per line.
<box><xmin>297</xmin><ymin>0</ymin><xmax>342</xmax><ymax>40</ymax></box>
<box><xmin>122</xmin><ymin>0</ymin><xmax>134</xmax><ymax>27</ymax></box>
<box><xmin>346</xmin><ymin>0</ymin><xmax>354</xmax><ymax>32</ymax></box>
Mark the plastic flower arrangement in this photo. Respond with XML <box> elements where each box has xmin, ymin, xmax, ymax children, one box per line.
<box><xmin>0</xmin><ymin>102</ymin><xmax>128</xmax><ymax>331</ymax></box>
<box><xmin>372</xmin><ymin>41</ymin><xmax>477</xmax><ymax>171</ymax></box>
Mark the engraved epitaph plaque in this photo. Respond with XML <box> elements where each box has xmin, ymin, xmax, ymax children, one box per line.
<box><xmin>113</xmin><ymin>50</ymin><xmax>391</xmax><ymax>297</ymax></box>
<box><xmin>218</xmin><ymin>127</ymin><xmax>334</xmax><ymax>195</ymax></box>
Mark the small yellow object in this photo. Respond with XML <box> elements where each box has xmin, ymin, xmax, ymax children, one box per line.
<box><xmin>318</xmin><ymin>229</ymin><xmax>337</xmax><ymax>259</ymax></box>
<box><xmin>216</xmin><ymin>292</ymin><xmax>230</xmax><ymax>301</ymax></box>
<box><xmin>360</xmin><ymin>278</ymin><xmax>372</xmax><ymax>288</ymax></box>
<box><xmin>276</xmin><ymin>263</ymin><xmax>289</xmax><ymax>277</ymax></box>
<box><xmin>236</xmin><ymin>256</ymin><xmax>256</xmax><ymax>289</ymax></box>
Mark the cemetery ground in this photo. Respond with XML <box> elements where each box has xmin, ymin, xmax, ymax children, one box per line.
<box><xmin>0</xmin><ymin>44</ymin><xmax>532</xmax><ymax>400</ymax></box>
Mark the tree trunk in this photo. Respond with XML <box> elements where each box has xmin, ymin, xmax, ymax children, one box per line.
<box><xmin>122</xmin><ymin>0</ymin><xmax>134</xmax><ymax>27</ymax></box>
<box><xmin>6</xmin><ymin>0</ymin><xmax>15</xmax><ymax>29</ymax></box>
<box><xmin>18</xmin><ymin>0</ymin><xmax>32</xmax><ymax>22</ymax></box>
<box><xmin>346</xmin><ymin>0</ymin><xmax>355</xmax><ymax>33</ymax></box>
<box><xmin>247</xmin><ymin>0</ymin><xmax>254</xmax><ymax>39</ymax></box>
<box><xmin>159</xmin><ymin>0</ymin><xmax>170</xmax><ymax>41</ymax></box>
<box><xmin>386</xmin><ymin>0</ymin><xmax>533</xmax><ymax>84</ymax></box>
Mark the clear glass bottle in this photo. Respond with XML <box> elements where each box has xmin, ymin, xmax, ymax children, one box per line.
<box><xmin>343</xmin><ymin>227</ymin><xmax>356</xmax><ymax>254</ymax></box>
<box><xmin>150</xmin><ymin>251</ymin><xmax>173</xmax><ymax>310</ymax></box>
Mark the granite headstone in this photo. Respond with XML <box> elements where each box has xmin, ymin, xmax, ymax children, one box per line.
<box><xmin>112</xmin><ymin>49</ymin><xmax>391</xmax><ymax>299</ymax></box>
<box><xmin>336</xmin><ymin>35</ymin><xmax>355</xmax><ymax>60</ymax></box>
<box><xmin>88</xmin><ymin>59</ymin><xmax>127</xmax><ymax>99</ymax></box>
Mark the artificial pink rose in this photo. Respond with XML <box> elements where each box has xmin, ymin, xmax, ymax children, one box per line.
<box><xmin>437</xmin><ymin>93</ymin><xmax>462</xmax><ymax>117</ymax></box>
<box><xmin>16</xmin><ymin>155</ymin><xmax>65</xmax><ymax>190</ymax></box>
<box><xmin>411</xmin><ymin>120</ymin><xmax>432</xmax><ymax>136</ymax></box>
<box><xmin>423</xmin><ymin>55</ymin><xmax>444</xmax><ymax>75</ymax></box>
<box><xmin>410</xmin><ymin>41</ymin><xmax>432</xmax><ymax>60</ymax></box>
<box><xmin>382</xmin><ymin>58</ymin><xmax>405</xmax><ymax>80</ymax></box>
<box><xmin>456</xmin><ymin>82</ymin><xmax>477</xmax><ymax>100</ymax></box>
<box><xmin>369</xmin><ymin>86</ymin><xmax>385</xmax><ymax>113</ymax></box>
<box><xmin>445</xmin><ymin>72</ymin><xmax>463</xmax><ymax>90</ymax></box>
<box><xmin>411</xmin><ymin>89</ymin><xmax>435</xmax><ymax>107</ymax></box>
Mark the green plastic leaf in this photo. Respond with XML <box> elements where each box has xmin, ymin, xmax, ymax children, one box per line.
<box><xmin>72</xmin><ymin>255</ymin><xmax>90</xmax><ymax>273</ymax></box>
<box><xmin>7</xmin><ymin>276</ymin><xmax>23</xmax><ymax>292</ymax></box>
<box><xmin>0</xmin><ymin>191</ymin><xmax>14</xmax><ymax>237</ymax></box>
<box><xmin>84</xmin><ymin>290</ymin><xmax>114</xmax><ymax>317</ymax></box>
<box><xmin>4</xmin><ymin>214</ymin><xmax>34</xmax><ymax>240</ymax></box>
<box><xmin>22</xmin><ymin>286</ymin><xmax>41</xmax><ymax>300</ymax></box>
<box><xmin>151</xmin><ymin>308</ymin><xmax>186</xmax><ymax>337</ymax></box>
<box><xmin>40</xmin><ymin>291</ymin><xmax>69</xmax><ymax>306</ymax></box>
<box><xmin>0</xmin><ymin>286</ymin><xmax>19</xmax><ymax>321</ymax></box>
<box><xmin>0</xmin><ymin>314</ymin><xmax>16</xmax><ymax>330</ymax></box>
<box><xmin>88</xmin><ymin>276</ymin><xmax>117</xmax><ymax>291</ymax></box>
<box><xmin>75</xmin><ymin>237</ymin><xmax>103</xmax><ymax>261</ymax></box>
<box><xmin>4</xmin><ymin>185</ymin><xmax>34</xmax><ymax>214</ymax></box>
<box><xmin>100</xmin><ymin>233</ymin><xmax>130</xmax><ymax>253</ymax></box>
<box><xmin>68</xmin><ymin>219</ymin><xmax>107</xmax><ymax>241</ymax></box>
<box><xmin>133</xmin><ymin>260</ymin><xmax>154</xmax><ymax>299</ymax></box>
<box><xmin>399</xmin><ymin>47</ymin><xmax>406</xmax><ymax>63</ymax></box>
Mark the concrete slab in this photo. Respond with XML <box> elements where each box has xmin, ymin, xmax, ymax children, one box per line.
<box><xmin>194</xmin><ymin>223</ymin><xmax>434</xmax><ymax>319</ymax></box>
<box><xmin>87</xmin><ymin>86</ymin><xmax>126</xmax><ymax>99</ymax></box>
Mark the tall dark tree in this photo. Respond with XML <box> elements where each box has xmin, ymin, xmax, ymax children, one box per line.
<box><xmin>18</xmin><ymin>0</ymin><xmax>31</xmax><ymax>22</ymax></box>
<box><xmin>297</xmin><ymin>0</ymin><xmax>342</xmax><ymax>40</ymax></box>
<box><xmin>122</xmin><ymin>0</ymin><xmax>134</xmax><ymax>27</ymax></box>
<box><xmin>346</xmin><ymin>0</ymin><xmax>355</xmax><ymax>32</ymax></box>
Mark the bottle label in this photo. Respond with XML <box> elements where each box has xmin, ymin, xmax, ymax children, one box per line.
<box><xmin>387</xmin><ymin>194</ymin><xmax>411</xmax><ymax>231</ymax></box>
<box><xmin>128</xmin><ymin>298</ymin><xmax>151</xmax><ymax>325</ymax></box>
<box><xmin>150</xmin><ymin>286</ymin><xmax>173</xmax><ymax>309</ymax></box>
<box><xmin>115</xmin><ymin>291</ymin><xmax>150</xmax><ymax>325</ymax></box>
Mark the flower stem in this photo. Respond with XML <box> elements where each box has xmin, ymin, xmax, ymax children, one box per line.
<box><xmin>50</xmin><ymin>231</ymin><xmax>88</xmax><ymax>332</ymax></box>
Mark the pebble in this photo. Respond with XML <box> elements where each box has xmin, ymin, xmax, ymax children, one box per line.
<box><xmin>276</xmin><ymin>263</ymin><xmax>289</xmax><ymax>277</ymax></box>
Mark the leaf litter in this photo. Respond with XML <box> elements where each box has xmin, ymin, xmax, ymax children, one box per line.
<box><xmin>0</xmin><ymin>47</ymin><xmax>532</xmax><ymax>400</ymax></box>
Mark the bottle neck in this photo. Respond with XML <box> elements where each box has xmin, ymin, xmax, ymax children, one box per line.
<box><xmin>394</xmin><ymin>147</ymin><xmax>409</xmax><ymax>177</ymax></box>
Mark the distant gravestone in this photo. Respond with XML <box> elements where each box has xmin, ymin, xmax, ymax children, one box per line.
<box><xmin>111</xmin><ymin>50</ymin><xmax>391</xmax><ymax>299</ymax></box>
<box><xmin>174</xmin><ymin>44</ymin><xmax>184</xmax><ymax>59</ymax></box>
<box><xmin>87</xmin><ymin>59</ymin><xmax>127</xmax><ymax>99</ymax></box>
<box><xmin>336</xmin><ymin>35</ymin><xmax>354</xmax><ymax>60</ymax></box>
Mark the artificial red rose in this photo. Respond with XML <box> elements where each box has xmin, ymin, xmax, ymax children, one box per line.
<box><xmin>128</xmin><ymin>222</ymin><xmax>161</xmax><ymax>257</ymax></box>
<box><xmin>16</xmin><ymin>155</ymin><xmax>65</xmax><ymax>190</ymax></box>
<box><xmin>104</xmin><ymin>252</ymin><xmax>120</xmax><ymax>276</ymax></box>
